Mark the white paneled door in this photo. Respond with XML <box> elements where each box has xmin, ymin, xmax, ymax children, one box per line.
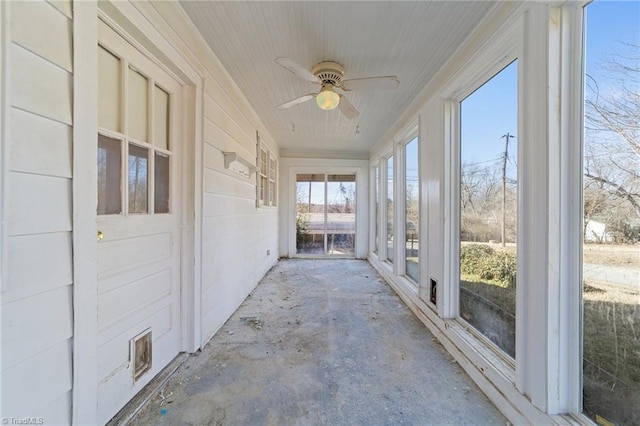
<box><xmin>95</xmin><ymin>20</ymin><xmax>182</xmax><ymax>422</ymax></box>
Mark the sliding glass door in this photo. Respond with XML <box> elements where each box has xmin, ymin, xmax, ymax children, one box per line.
<box><xmin>296</xmin><ymin>173</ymin><xmax>356</xmax><ymax>256</ymax></box>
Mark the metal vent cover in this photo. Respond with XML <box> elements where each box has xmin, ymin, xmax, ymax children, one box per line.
<box><xmin>312</xmin><ymin>61</ymin><xmax>344</xmax><ymax>85</ymax></box>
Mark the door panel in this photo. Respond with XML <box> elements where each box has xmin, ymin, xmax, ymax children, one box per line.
<box><xmin>96</xmin><ymin>20</ymin><xmax>182</xmax><ymax>423</ymax></box>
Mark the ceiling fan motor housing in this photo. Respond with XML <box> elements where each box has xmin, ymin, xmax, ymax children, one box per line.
<box><xmin>312</xmin><ymin>61</ymin><xmax>344</xmax><ymax>86</ymax></box>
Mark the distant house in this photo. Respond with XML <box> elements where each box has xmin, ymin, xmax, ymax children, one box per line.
<box><xmin>585</xmin><ymin>219</ymin><xmax>613</xmax><ymax>243</ymax></box>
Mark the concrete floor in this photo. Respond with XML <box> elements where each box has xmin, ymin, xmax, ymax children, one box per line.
<box><xmin>129</xmin><ymin>259</ymin><xmax>506</xmax><ymax>425</ymax></box>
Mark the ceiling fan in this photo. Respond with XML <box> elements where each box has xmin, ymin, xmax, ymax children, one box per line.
<box><xmin>274</xmin><ymin>57</ymin><xmax>400</xmax><ymax>118</ymax></box>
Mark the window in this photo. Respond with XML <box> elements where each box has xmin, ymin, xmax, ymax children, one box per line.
<box><xmin>386</xmin><ymin>156</ymin><xmax>394</xmax><ymax>264</ymax></box>
<box><xmin>257</xmin><ymin>143</ymin><xmax>278</xmax><ymax>207</ymax></box>
<box><xmin>405</xmin><ymin>137</ymin><xmax>419</xmax><ymax>283</ymax></box>
<box><xmin>582</xmin><ymin>2</ymin><xmax>639</xmax><ymax>423</ymax></box>
<box><xmin>97</xmin><ymin>45</ymin><xmax>172</xmax><ymax>216</ymax></box>
<box><xmin>459</xmin><ymin>60</ymin><xmax>518</xmax><ymax>358</ymax></box>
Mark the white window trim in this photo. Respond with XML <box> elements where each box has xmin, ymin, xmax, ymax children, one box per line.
<box><xmin>379</xmin><ymin>148</ymin><xmax>394</xmax><ymax>268</ymax></box>
<box><xmin>397</xmin><ymin>125</ymin><xmax>420</xmax><ymax>288</ymax></box>
<box><xmin>269</xmin><ymin>156</ymin><xmax>278</xmax><ymax>206</ymax></box>
<box><xmin>369</xmin><ymin>162</ymin><xmax>380</xmax><ymax>256</ymax></box>
<box><xmin>441</xmin><ymin>0</ymin><xmax>520</xmax><ymax>373</ymax></box>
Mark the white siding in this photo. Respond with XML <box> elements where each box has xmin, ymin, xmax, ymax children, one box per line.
<box><xmin>200</xmin><ymin>77</ymin><xmax>279</xmax><ymax>343</ymax></box>
<box><xmin>1</xmin><ymin>0</ymin><xmax>74</xmax><ymax>422</ymax></box>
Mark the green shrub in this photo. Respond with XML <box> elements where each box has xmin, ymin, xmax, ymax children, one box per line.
<box><xmin>477</xmin><ymin>251</ymin><xmax>517</xmax><ymax>287</ymax></box>
<box><xmin>460</xmin><ymin>244</ymin><xmax>495</xmax><ymax>275</ymax></box>
<box><xmin>460</xmin><ymin>244</ymin><xmax>516</xmax><ymax>287</ymax></box>
<box><xmin>296</xmin><ymin>213</ymin><xmax>310</xmax><ymax>245</ymax></box>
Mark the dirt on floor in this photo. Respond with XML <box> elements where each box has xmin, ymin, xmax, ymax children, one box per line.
<box><xmin>128</xmin><ymin>259</ymin><xmax>506</xmax><ymax>426</ymax></box>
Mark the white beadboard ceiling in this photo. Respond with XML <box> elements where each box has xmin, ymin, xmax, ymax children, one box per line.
<box><xmin>181</xmin><ymin>1</ymin><xmax>497</xmax><ymax>155</ymax></box>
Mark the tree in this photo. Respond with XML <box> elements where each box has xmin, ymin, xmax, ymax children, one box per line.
<box><xmin>584</xmin><ymin>43</ymin><xmax>640</xmax><ymax>237</ymax></box>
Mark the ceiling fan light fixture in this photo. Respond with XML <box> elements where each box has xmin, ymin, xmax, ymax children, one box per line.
<box><xmin>316</xmin><ymin>83</ymin><xmax>340</xmax><ymax>110</ymax></box>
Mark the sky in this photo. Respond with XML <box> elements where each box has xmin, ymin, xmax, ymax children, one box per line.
<box><xmin>461</xmin><ymin>0</ymin><xmax>639</xmax><ymax>177</ymax></box>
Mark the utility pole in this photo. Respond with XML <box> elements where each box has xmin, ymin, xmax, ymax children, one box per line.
<box><xmin>501</xmin><ymin>133</ymin><xmax>515</xmax><ymax>248</ymax></box>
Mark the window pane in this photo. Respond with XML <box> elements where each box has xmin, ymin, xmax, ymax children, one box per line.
<box><xmin>128</xmin><ymin>144</ymin><xmax>148</xmax><ymax>214</ymax></box>
<box><xmin>128</xmin><ymin>68</ymin><xmax>148</xmax><ymax>142</ymax></box>
<box><xmin>97</xmin><ymin>134</ymin><xmax>122</xmax><ymax>215</ymax></box>
<box><xmin>296</xmin><ymin>174</ymin><xmax>325</xmax><ymax>255</ymax></box>
<box><xmin>269</xmin><ymin>158</ymin><xmax>277</xmax><ymax>206</ymax></box>
<box><xmin>582</xmin><ymin>2</ymin><xmax>640</xmax><ymax>423</ymax></box>
<box><xmin>387</xmin><ymin>156</ymin><xmax>394</xmax><ymax>263</ymax></box>
<box><xmin>154</xmin><ymin>85</ymin><xmax>169</xmax><ymax>150</ymax></box>
<box><xmin>327</xmin><ymin>174</ymin><xmax>356</xmax><ymax>256</ymax></box>
<box><xmin>459</xmin><ymin>61</ymin><xmax>518</xmax><ymax>358</ymax></box>
<box><xmin>405</xmin><ymin>137</ymin><xmax>419</xmax><ymax>283</ymax></box>
<box><xmin>154</xmin><ymin>153</ymin><xmax>170</xmax><ymax>214</ymax></box>
<box><xmin>98</xmin><ymin>46</ymin><xmax>121</xmax><ymax>132</ymax></box>
<box><xmin>260</xmin><ymin>148</ymin><xmax>268</xmax><ymax>203</ymax></box>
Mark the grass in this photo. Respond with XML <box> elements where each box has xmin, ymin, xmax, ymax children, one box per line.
<box><xmin>460</xmin><ymin>275</ymin><xmax>639</xmax><ymax>423</ymax></box>
<box><xmin>583</xmin><ymin>243</ymin><xmax>640</xmax><ymax>267</ymax></box>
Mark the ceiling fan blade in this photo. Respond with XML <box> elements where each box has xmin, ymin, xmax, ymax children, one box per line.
<box><xmin>338</xmin><ymin>95</ymin><xmax>359</xmax><ymax>119</ymax></box>
<box><xmin>341</xmin><ymin>75</ymin><xmax>400</xmax><ymax>91</ymax></box>
<box><xmin>274</xmin><ymin>57</ymin><xmax>319</xmax><ymax>83</ymax></box>
<box><xmin>276</xmin><ymin>94</ymin><xmax>315</xmax><ymax>110</ymax></box>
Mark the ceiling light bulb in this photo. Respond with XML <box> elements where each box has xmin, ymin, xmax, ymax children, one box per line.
<box><xmin>316</xmin><ymin>84</ymin><xmax>340</xmax><ymax>110</ymax></box>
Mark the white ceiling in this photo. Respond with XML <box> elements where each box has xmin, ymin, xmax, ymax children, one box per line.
<box><xmin>180</xmin><ymin>1</ymin><xmax>497</xmax><ymax>156</ymax></box>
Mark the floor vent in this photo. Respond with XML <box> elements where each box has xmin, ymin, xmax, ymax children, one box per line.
<box><xmin>131</xmin><ymin>329</ymin><xmax>152</xmax><ymax>383</ymax></box>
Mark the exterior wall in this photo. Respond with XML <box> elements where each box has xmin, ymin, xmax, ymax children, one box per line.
<box><xmin>200</xmin><ymin>75</ymin><xmax>279</xmax><ymax>343</ymax></box>
<box><xmin>279</xmin><ymin>157</ymin><xmax>369</xmax><ymax>259</ymax></box>
<box><xmin>1</xmin><ymin>0</ymin><xmax>74</xmax><ymax>423</ymax></box>
<box><xmin>1</xmin><ymin>0</ymin><xmax>280</xmax><ymax>423</ymax></box>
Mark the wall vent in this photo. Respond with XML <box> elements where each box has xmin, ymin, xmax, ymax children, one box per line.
<box><xmin>430</xmin><ymin>278</ymin><xmax>437</xmax><ymax>306</ymax></box>
<box><xmin>130</xmin><ymin>329</ymin><xmax>152</xmax><ymax>383</ymax></box>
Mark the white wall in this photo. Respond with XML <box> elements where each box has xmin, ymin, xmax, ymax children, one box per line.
<box><xmin>279</xmin><ymin>157</ymin><xmax>369</xmax><ymax>259</ymax></box>
<box><xmin>1</xmin><ymin>0</ymin><xmax>281</xmax><ymax>422</ymax></box>
<box><xmin>200</xmin><ymin>75</ymin><xmax>279</xmax><ymax>343</ymax></box>
<box><xmin>1</xmin><ymin>0</ymin><xmax>74</xmax><ymax>423</ymax></box>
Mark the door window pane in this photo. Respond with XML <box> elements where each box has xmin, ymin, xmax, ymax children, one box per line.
<box><xmin>128</xmin><ymin>144</ymin><xmax>148</xmax><ymax>214</ymax></box>
<box><xmin>154</xmin><ymin>153</ymin><xmax>170</xmax><ymax>214</ymax></box>
<box><xmin>327</xmin><ymin>175</ymin><xmax>356</xmax><ymax>256</ymax></box>
<box><xmin>98</xmin><ymin>46</ymin><xmax>122</xmax><ymax>132</ymax></box>
<box><xmin>154</xmin><ymin>85</ymin><xmax>169</xmax><ymax>150</ymax></box>
<box><xmin>582</xmin><ymin>2</ymin><xmax>640</xmax><ymax>423</ymax></box>
<box><xmin>387</xmin><ymin>156</ymin><xmax>394</xmax><ymax>263</ymax></box>
<box><xmin>459</xmin><ymin>61</ymin><xmax>518</xmax><ymax>358</ymax></box>
<box><xmin>405</xmin><ymin>138</ymin><xmax>419</xmax><ymax>283</ymax></box>
<box><xmin>128</xmin><ymin>68</ymin><xmax>149</xmax><ymax>142</ymax></box>
<box><xmin>97</xmin><ymin>134</ymin><xmax>122</xmax><ymax>215</ymax></box>
<box><xmin>296</xmin><ymin>174</ymin><xmax>325</xmax><ymax>255</ymax></box>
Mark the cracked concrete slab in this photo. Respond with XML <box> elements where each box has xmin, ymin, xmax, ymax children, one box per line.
<box><xmin>128</xmin><ymin>259</ymin><xmax>506</xmax><ymax>425</ymax></box>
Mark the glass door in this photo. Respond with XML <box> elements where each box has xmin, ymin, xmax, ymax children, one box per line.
<box><xmin>296</xmin><ymin>173</ymin><xmax>356</xmax><ymax>256</ymax></box>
